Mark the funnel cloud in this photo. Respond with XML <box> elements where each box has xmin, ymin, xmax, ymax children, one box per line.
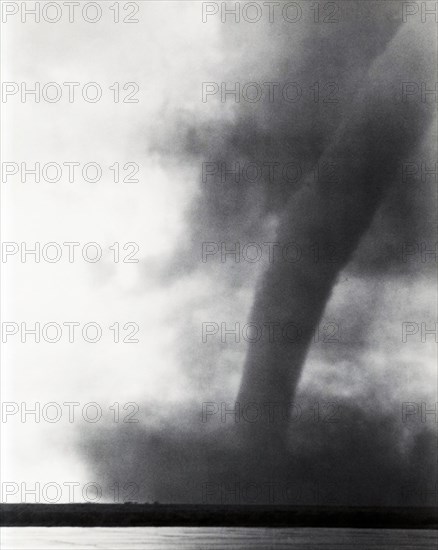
<box><xmin>83</xmin><ymin>1</ymin><xmax>437</xmax><ymax>506</ymax></box>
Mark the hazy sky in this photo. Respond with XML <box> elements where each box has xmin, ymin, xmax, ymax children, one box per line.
<box><xmin>1</xmin><ymin>1</ymin><xmax>436</xmax><ymax>505</ymax></box>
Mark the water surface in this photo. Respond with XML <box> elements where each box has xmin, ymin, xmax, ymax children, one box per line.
<box><xmin>2</xmin><ymin>527</ymin><xmax>437</xmax><ymax>549</ymax></box>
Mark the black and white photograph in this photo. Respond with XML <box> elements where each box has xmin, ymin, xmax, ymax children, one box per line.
<box><xmin>0</xmin><ymin>1</ymin><xmax>437</xmax><ymax>548</ymax></box>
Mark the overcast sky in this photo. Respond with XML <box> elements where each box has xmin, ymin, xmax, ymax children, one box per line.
<box><xmin>1</xmin><ymin>1</ymin><xmax>436</xmax><ymax>505</ymax></box>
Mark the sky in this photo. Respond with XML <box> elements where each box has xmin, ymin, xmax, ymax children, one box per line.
<box><xmin>1</xmin><ymin>1</ymin><xmax>437</xmax><ymax>506</ymax></box>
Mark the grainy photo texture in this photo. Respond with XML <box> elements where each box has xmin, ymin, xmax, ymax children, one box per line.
<box><xmin>1</xmin><ymin>1</ymin><xmax>437</xmax><ymax>548</ymax></box>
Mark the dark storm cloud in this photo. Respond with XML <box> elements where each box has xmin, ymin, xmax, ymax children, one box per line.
<box><xmin>149</xmin><ymin>1</ymin><xmax>435</xmax><ymax>285</ymax></box>
<box><xmin>81</xmin><ymin>392</ymin><xmax>436</xmax><ymax>506</ymax></box>
<box><xmin>235</xmin><ymin>11</ymin><xmax>435</xmax><ymax>452</ymax></box>
<box><xmin>82</xmin><ymin>2</ymin><xmax>436</xmax><ymax>506</ymax></box>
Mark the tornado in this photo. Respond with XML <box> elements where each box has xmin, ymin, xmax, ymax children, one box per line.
<box><xmin>236</xmin><ymin>19</ymin><xmax>435</xmax><ymax>455</ymax></box>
